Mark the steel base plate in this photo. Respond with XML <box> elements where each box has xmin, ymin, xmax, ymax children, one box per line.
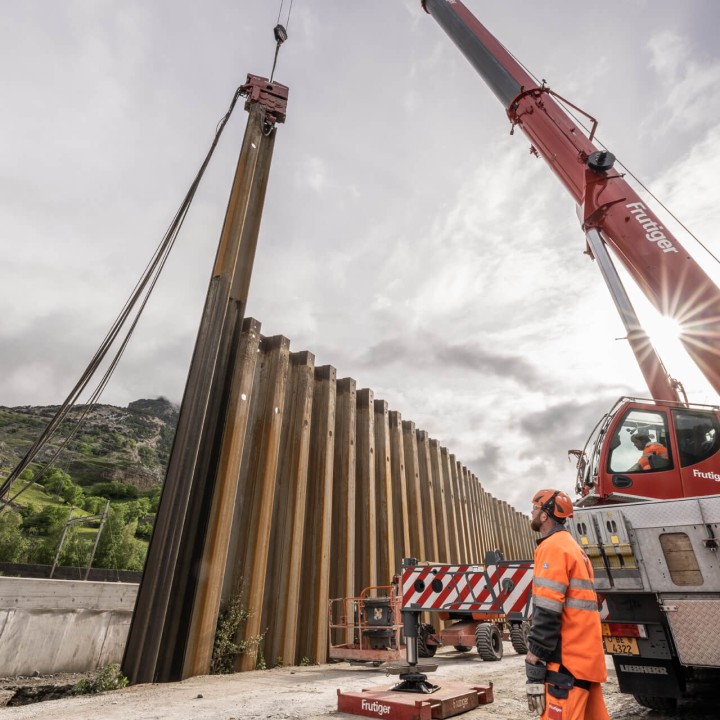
<box><xmin>385</xmin><ymin>662</ymin><xmax>439</xmax><ymax>675</ymax></box>
<box><xmin>337</xmin><ymin>682</ymin><xmax>493</xmax><ymax>719</ymax></box>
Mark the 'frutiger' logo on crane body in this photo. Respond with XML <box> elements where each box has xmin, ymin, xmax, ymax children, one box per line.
<box><xmin>626</xmin><ymin>202</ymin><xmax>678</xmax><ymax>254</ymax></box>
<box><xmin>693</xmin><ymin>469</ymin><xmax>720</xmax><ymax>482</ymax></box>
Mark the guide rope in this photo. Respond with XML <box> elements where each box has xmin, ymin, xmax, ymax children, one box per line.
<box><xmin>0</xmin><ymin>86</ymin><xmax>247</xmax><ymax>509</ymax></box>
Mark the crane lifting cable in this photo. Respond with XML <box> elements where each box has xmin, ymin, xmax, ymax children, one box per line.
<box><xmin>505</xmin><ymin>43</ymin><xmax>720</xmax><ymax>271</ymax></box>
<box><xmin>270</xmin><ymin>0</ymin><xmax>294</xmax><ymax>83</ymax></box>
<box><xmin>0</xmin><ymin>84</ymin><xmax>250</xmax><ymax>509</ymax></box>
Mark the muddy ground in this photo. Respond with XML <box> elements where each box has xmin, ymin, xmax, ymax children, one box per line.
<box><xmin>1</xmin><ymin>644</ymin><xmax>716</xmax><ymax>719</ymax></box>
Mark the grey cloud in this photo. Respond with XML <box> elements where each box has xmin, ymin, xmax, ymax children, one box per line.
<box><xmin>519</xmin><ymin>395</ymin><xmax>626</xmax><ymax>464</ymax></box>
<box><xmin>1</xmin><ymin>0</ymin><xmax>716</xmax><ymax>510</ymax></box>
<box><xmin>434</xmin><ymin>342</ymin><xmax>540</xmax><ymax>387</ymax></box>
<box><xmin>465</xmin><ymin>442</ymin><xmax>502</xmax><ymax>486</ymax></box>
<box><xmin>359</xmin><ymin>333</ymin><xmax>541</xmax><ymax>390</ymax></box>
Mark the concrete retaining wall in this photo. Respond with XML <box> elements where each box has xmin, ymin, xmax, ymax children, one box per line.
<box><xmin>0</xmin><ymin>577</ymin><xmax>138</xmax><ymax>676</ymax></box>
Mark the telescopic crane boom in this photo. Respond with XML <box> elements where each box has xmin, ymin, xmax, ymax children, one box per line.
<box><xmin>419</xmin><ymin>10</ymin><xmax>720</xmax><ymax>708</ymax></box>
<box><xmin>422</xmin><ymin>0</ymin><xmax>720</xmax><ymax>402</ymax></box>
<box><xmin>419</xmin><ymin>8</ymin><xmax>720</xmax><ymax>708</ymax></box>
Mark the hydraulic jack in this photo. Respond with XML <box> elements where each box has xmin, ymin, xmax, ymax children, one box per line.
<box><xmin>389</xmin><ymin>610</ymin><xmax>439</xmax><ymax>693</ymax></box>
<box><xmin>336</xmin><ymin>607</ymin><xmax>494</xmax><ymax>719</ymax></box>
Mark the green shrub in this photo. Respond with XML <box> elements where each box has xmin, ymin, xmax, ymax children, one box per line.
<box><xmin>211</xmin><ymin>583</ymin><xmax>266</xmax><ymax>674</ymax></box>
<box><xmin>73</xmin><ymin>664</ymin><xmax>129</xmax><ymax>694</ymax></box>
<box><xmin>89</xmin><ymin>482</ymin><xmax>138</xmax><ymax>500</ymax></box>
<box><xmin>135</xmin><ymin>519</ymin><xmax>154</xmax><ymax>540</ymax></box>
<box><xmin>93</xmin><ymin>507</ymin><xmax>146</xmax><ymax>571</ymax></box>
<box><xmin>0</xmin><ymin>509</ymin><xmax>28</xmax><ymax>562</ymax></box>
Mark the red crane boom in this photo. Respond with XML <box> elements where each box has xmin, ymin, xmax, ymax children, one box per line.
<box><xmin>422</xmin><ymin>0</ymin><xmax>720</xmax><ymax>401</ymax></box>
<box><xmin>420</xmin><ymin>8</ymin><xmax>720</xmax><ymax>708</ymax></box>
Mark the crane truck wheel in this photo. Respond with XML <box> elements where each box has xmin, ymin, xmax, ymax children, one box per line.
<box><xmin>417</xmin><ymin>623</ymin><xmax>437</xmax><ymax>658</ymax></box>
<box><xmin>632</xmin><ymin>694</ymin><xmax>678</xmax><ymax>713</ymax></box>
<box><xmin>509</xmin><ymin>621</ymin><xmax>531</xmax><ymax>655</ymax></box>
<box><xmin>475</xmin><ymin>622</ymin><xmax>503</xmax><ymax>661</ymax></box>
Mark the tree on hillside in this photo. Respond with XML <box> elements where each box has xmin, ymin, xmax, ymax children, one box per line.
<box><xmin>82</xmin><ymin>495</ymin><xmax>107</xmax><ymax>514</ymax></box>
<box><xmin>93</xmin><ymin>506</ymin><xmax>146</xmax><ymax>571</ymax></box>
<box><xmin>41</xmin><ymin>467</ymin><xmax>85</xmax><ymax>506</ymax></box>
<box><xmin>0</xmin><ymin>509</ymin><xmax>28</xmax><ymax>562</ymax></box>
<box><xmin>58</xmin><ymin>524</ymin><xmax>93</xmax><ymax>568</ymax></box>
<box><xmin>20</xmin><ymin>505</ymin><xmax>71</xmax><ymax>564</ymax></box>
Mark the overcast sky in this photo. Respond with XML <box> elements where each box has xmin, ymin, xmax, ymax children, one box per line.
<box><xmin>2</xmin><ymin>0</ymin><xmax>720</xmax><ymax>508</ymax></box>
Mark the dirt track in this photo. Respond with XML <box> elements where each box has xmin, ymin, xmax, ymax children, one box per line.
<box><xmin>2</xmin><ymin>644</ymin><xmax>716</xmax><ymax>719</ymax></box>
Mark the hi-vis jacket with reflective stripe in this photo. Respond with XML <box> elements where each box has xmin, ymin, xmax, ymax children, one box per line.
<box><xmin>638</xmin><ymin>442</ymin><xmax>668</xmax><ymax>470</ymax></box>
<box><xmin>528</xmin><ymin>526</ymin><xmax>607</xmax><ymax>682</ymax></box>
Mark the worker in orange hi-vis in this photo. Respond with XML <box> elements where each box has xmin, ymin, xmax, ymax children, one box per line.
<box><xmin>524</xmin><ymin>489</ymin><xmax>610</xmax><ymax>720</ymax></box>
<box><xmin>629</xmin><ymin>432</ymin><xmax>669</xmax><ymax>471</ymax></box>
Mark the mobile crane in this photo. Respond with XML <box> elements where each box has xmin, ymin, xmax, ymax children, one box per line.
<box><xmin>422</xmin><ymin>0</ymin><xmax>720</xmax><ymax>711</ymax></box>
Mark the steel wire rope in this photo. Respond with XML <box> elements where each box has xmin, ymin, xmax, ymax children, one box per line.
<box><xmin>275</xmin><ymin>0</ymin><xmax>295</xmax><ymax>30</ymax></box>
<box><xmin>1</xmin><ymin>265</ymin><xmax>165</xmax><ymax>511</ymax></box>
<box><xmin>270</xmin><ymin>0</ymin><xmax>294</xmax><ymax>83</ymax></box>
<box><xmin>2</xmin><ymin>178</ymin><xmax>183</xmax><ymax>513</ymax></box>
<box><xmin>0</xmin><ymin>85</ymin><xmax>246</xmax><ymax>507</ymax></box>
<box><xmin>505</xmin><ymin>46</ymin><xmax>720</xmax><ymax>269</ymax></box>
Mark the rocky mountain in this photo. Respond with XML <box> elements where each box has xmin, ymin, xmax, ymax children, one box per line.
<box><xmin>0</xmin><ymin>398</ymin><xmax>179</xmax><ymax>492</ymax></box>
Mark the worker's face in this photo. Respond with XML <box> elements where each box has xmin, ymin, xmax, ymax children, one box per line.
<box><xmin>530</xmin><ymin>505</ymin><xmax>544</xmax><ymax>532</ymax></box>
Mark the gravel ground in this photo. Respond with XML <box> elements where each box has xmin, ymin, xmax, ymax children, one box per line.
<box><xmin>0</xmin><ymin>644</ymin><xmax>716</xmax><ymax>719</ymax></box>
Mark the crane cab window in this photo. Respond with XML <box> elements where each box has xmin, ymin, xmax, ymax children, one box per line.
<box><xmin>672</xmin><ymin>410</ymin><xmax>720</xmax><ymax>467</ymax></box>
<box><xmin>608</xmin><ymin>409</ymin><xmax>672</xmax><ymax>474</ymax></box>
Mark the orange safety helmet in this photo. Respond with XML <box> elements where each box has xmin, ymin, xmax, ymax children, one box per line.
<box><xmin>532</xmin><ymin>488</ymin><xmax>574</xmax><ymax>521</ymax></box>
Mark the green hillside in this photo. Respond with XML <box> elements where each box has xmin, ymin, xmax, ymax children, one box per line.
<box><xmin>0</xmin><ymin>398</ymin><xmax>178</xmax><ymax>571</ymax></box>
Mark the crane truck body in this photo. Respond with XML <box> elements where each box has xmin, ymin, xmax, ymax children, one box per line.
<box><xmin>422</xmin><ymin>0</ymin><xmax>720</xmax><ymax>710</ymax></box>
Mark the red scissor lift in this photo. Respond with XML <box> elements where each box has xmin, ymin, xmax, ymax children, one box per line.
<box><xmin>329</xmin><ymin>583</ymin><xmax>406</xmax><ymax>665</ymax></box>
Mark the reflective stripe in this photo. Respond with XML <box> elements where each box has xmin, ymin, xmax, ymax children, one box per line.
<box><xmin>565</xmin><ymin>597</ymin><xmax>600</xmax><ymax>612</ymax></box>
<box><xmin>569</xmin><ymin>578</ymin><xmax>595</xmax><ymax>590</ymax></box>
<box><xmin>533</xmin><ymin>595</ymin><xmax>564</xmax><ymax>613</ymax></box>
<box><xmin>534</xmin><ymin>577</ymin><xmax>568</xmax><ymax>594</ymax></box>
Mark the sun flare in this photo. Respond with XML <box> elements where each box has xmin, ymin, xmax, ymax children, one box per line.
<box><xmin>645</xmin><ymin>313</ymin><xmax>684</xmax><ymax>347</ymax></box>
<box><xmin>642</xmin><ymin>310</ymin><xmax>689</xmax><ymax>380</ymax></box>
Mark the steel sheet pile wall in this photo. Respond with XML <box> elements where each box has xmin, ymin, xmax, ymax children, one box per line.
<box><xmin>223</xmin><ymin>321</ymin><xmax>536</xmax><ymax>668</ymax></box>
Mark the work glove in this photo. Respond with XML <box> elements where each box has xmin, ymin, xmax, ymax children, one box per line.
<box><xmin>526</xmin><ymin>682</ymin><xmax>545</xmax><ymax>715</ymax></box>
<box><xmin>525</xmin><ymin>659</ymin><xmax>547</xmax><ymax>716</ymax></box>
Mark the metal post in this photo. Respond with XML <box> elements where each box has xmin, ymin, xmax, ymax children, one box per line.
<box><xmin>49</xmin><ymin>507</ymin><xmax>74</xmax><ymax>579</ymax></box>
<box><xmin>84</xmin><ymin>500</ymin><xmax>110</xmax><ymax>581</ymax></box>
<box><xmin>122</xmin><ymin>76</ymin><xmax>288</xmax><ymax>684</ymax></box>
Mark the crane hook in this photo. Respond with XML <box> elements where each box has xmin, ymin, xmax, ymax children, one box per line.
<box><xmin>270</xmin><ymin>24</ymin><xmax>288</xmax><ymax>83</ymax></box>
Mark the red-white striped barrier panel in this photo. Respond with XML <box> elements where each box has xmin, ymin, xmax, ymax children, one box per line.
<box><xmin>401</xmin><ymin>561</ymin><xmax>534</xmax><ymax>617</ymax></box>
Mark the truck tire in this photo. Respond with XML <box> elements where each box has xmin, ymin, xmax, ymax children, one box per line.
<box><xmin>475</xmin><ymin>623</ymin><xmax>503</xmax><ymax>661</ymax></box>
<box><xmin>417</xmin><ymin>623</ymin><xmax>437</xmax><ymax>658</ymax></box>
<box><xmin>510</xmin><ymin>621</ymin><xmax>530</xmax><ymax>655</ymax></box>
<box><xmin>633</xmin><ymin>694</ymin><xmax>678</xmax><ymax>713</ymax></box>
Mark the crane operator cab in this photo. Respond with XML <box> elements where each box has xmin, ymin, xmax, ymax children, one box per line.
<box><xmin>574</xmin><ymin>397</ymin><xmax>720</xmax><ymax>504</ymax></box>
